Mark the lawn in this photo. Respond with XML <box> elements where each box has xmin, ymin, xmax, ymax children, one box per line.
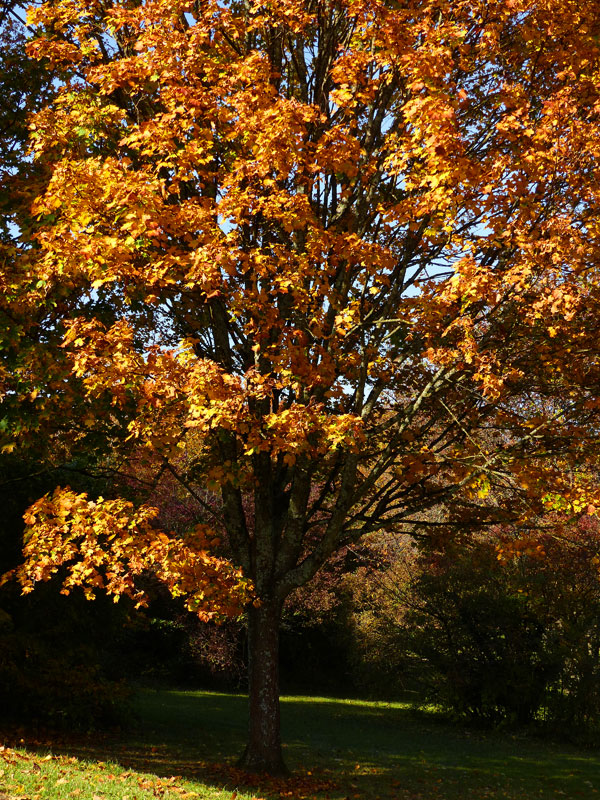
<box><xmin>1</xmin><ymin>688</ymin><xmax>599</xmax><ymax>800</ymax></box>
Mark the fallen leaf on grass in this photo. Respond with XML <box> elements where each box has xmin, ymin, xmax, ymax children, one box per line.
<box><xmin>204</xmin><ymin>762</ymin><xmax>339</xmax><ymax>800</ymax></box>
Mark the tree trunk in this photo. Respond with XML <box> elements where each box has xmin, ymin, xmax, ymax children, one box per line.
<box><xmin>238</xmin><ymin>596</ymin><xmax>288</xmax><ymax>775</ymax></box>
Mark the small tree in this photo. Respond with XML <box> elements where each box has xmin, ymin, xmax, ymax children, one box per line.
<box><xmin>4</xmin><ymin>0</ymin><xmax>600</xmax><ymax>773</ymax></box>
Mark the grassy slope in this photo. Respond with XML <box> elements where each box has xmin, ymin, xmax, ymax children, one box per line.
<box><xmin>2</xmin><ymin>689</ymin><xmax>599</xmax><ymax>800</ymax></box>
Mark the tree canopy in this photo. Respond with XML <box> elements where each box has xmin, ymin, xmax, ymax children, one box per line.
<box><xmin>2</xmin><ymin>0</ymin><xmax>600</xmax><ymax>773</ymax></box>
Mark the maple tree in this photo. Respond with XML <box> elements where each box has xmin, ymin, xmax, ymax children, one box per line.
<box><xmin>3</xmin><ymin>0</ymin><xmax>600</xmax><ymax>774</ymax></box>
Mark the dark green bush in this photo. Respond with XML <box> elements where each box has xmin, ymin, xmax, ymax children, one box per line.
<box><xmin>0</xmin><ymin>583</ymin><xmax>131</xmax><ymax>729</ymax></box>
<box><xmin>346</xmin><ymin>517</ymin><xmax>600</xmax><ymax>738</ymax></box>
<box><xmin>401</xmin><ymin>518</ymin><xmax>600</xmax><ymax>738</ymax></box>
<box><xmin>404</xmin><ymin>548</ymin><xmax>562</xmax><ymax>725</ymax></box>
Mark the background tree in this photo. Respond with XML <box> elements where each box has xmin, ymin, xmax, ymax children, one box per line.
<box><xmin>387</xmin><ymin>511</ymin><xmax>600</xmax><ymax>737</ymax></box>
<box><xmin>4</xmin><ymin>0</ymin><xmax>600</xmax><ymax>774</ymax></box>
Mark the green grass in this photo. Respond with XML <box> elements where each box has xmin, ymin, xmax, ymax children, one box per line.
<box><xmin>2</xmin><ymin>688</ymin><xmax>600</xmax><ymax>799</ymax></box>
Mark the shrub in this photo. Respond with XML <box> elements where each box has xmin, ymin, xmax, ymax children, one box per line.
<box><xmin>402</xmin><ymin>515</ymin><xmax>600</xmax><ymax>737</ymax></box>
<box><xmin>346</xmin><ymin>515</ymin><xmax>600</xmax><ymax>738</ymax></box>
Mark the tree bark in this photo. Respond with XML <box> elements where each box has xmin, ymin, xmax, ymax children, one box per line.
<box><xmin>238</xmin><ymin>596</ymin><xmax>288</xmax><ymax>775</ymax></box>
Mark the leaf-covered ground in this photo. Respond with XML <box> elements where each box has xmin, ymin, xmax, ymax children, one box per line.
<box><xmin>2</xmin><ymin>689</ymin><xmax>600</xmax><ymax>800</ymax></box>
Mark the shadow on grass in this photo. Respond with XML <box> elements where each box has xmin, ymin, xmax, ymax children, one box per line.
<box><xmin>5</xmin><ymin>689</ymin><xmax>600</xmax><ymax>800</ymax></box>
